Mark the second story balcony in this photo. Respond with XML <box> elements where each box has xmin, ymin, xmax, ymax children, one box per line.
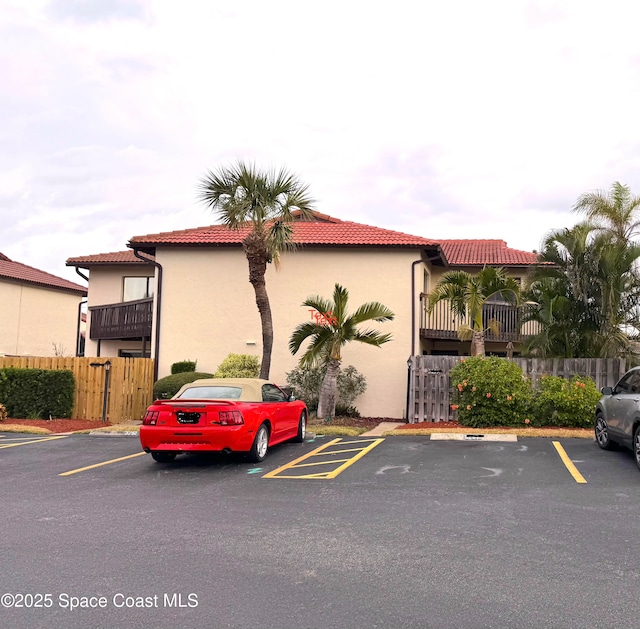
<box><xmin>420</xmin><ymin>295</ymin><xmax>539</xmax><ymax>342</ymax></box>
<box><xmin>89</xmin><ymin>298</ymin><xmax>153</xmax><ymax>340</ymax></box>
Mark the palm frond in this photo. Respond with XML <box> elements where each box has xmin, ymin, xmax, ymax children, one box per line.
<box><xmin>349</xmin><ymin>301</ymin><xmax>395</xmax><ymax>325</ymax></box>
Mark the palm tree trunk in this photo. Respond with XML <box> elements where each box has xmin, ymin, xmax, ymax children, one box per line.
<box><xmin>471</xmin><ymin>330</ymin><xmax>485</xmax><ymax>357</ymax></box>
<box><xmin>246</xmin><ymin>249</ymin><xmax>273</xmax><ymax>380</ymax></box>
<box><xmin>317</xmin><ymin>358</ymin><xmax>340</xmax><ymax>420</ymax></box>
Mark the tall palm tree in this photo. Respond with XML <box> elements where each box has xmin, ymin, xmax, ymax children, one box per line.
<box><xmin>524</xmin><ymin>224</ymin><xmax>640</xmax><ymax>358</ymax></box>
<box><xmin>289</xmin><ymin>284</ymin><xmax>394</xmax><ymax>420</ymax></box>
<box><xmin>573</xmin><ymin>181</ymin><xmax>640</xmax><ymax>242</ymax></box>
<box><xmin>199</xmin><ymin>161</ymin><xmax>315</xmax><ymax>379</ymax></box>
<box><xmin>427</xmin><ymin>267</ymin><xmax>521</xmax><ymax>356</ymax></box>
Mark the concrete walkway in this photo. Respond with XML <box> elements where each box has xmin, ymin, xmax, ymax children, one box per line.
<box><xmin>360</xmin><ymin>422</ymin><xmax>404</xmax><ymax>437</ymax></box>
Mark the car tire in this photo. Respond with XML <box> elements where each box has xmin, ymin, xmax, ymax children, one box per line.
<box><xmin>633</xmin><ymin>426</ymin><xmax>640</xmax><ymax>472</ymax></box>
<box><xmin>595</xmin><ymin>413</ymin><xmax>615</xmax><ymax>450</ymax></box>
<box><xmin>293</xmin><ymin>411</ymin><xmax>307</xmax><ymax>443</ymax></box>
<box><xmin>249</xmin><ymin>423</ymin><xmax>269</xmax><ymax>462</ymax></box>
<box><xmin>151</xmin><ymin>451</ymin><xmax>177</xmax><ymax>463</ymax></box>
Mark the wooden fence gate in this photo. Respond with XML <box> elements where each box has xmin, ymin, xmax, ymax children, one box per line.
<box><xmin>407</xmin><ymin>355</ymin><xmax>628</xmax><ymax>423</ymax></box>
<box><xmin>0</xmin><ymin>356</ymin><xmax>155</xmax><ymax>422</ymax></box>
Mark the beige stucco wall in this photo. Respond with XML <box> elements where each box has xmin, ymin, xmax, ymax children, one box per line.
<box><xmin>155</xmin><ymin>246</ymin><xmax>426</xmax><ymax>419</ymax></box>
<box><xmin>83</xmin><ymin>264</ymin><xmax>156</xmax><ymax>358</ymax></box>
<box><xmin>0</xmin><ymin>280</ymin><xmax>83</xmax><ymax>356</ymax></box>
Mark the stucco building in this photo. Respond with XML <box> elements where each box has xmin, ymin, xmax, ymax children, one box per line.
<box><xmin>0</xmin><ymin>252</ymin><xmax>87</xmax><ymax>357</ymax></box>
<box><xmin>67</xmin><ymin>212</ymin><xmax>539</xmax><ymax>419</ymax></box>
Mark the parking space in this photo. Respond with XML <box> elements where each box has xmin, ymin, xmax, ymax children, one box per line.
<box><xmin>2</xmin><ymin>430</ymin><xmax>639</xmax><ymax>629</ymax></box>
<box><xmin>1</xmin><ymin>430</ymin><xmax>639</xmax><ymax>488</ymax></box>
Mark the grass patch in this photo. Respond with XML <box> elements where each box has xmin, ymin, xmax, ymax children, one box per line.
<box><xmin>76</xmin><ymin>423</ymin><xmax>142</xmax><ymax>434</ymax></box>
<box><xmin>0</xmin><ymin>424</ymin><xmax>51</xmax><ymax>435</ymax></box>
<box><xmin>309</xmin><ymin>426</ymin><xmax>368</xmax><ymax>437</ymax></box>
<box><xmin>384</xmin><ymin>427</ymin><xmax>593</xmax><ymax>439</ymax></box>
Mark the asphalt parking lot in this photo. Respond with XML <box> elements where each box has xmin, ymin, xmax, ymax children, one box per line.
<box><xmin>2</xmin><ymin>431</ymin><xmax>640</xmax><ymax>629</ymax></box>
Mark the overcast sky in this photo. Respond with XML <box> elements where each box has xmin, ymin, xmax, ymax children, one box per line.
<box><xmin>2</xmin><ymin>0</ymin><xmax>640</xmax><ymax>284</ymax></box>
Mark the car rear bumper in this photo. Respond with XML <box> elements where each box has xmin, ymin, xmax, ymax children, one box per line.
<box><xmin>140</xmin><ymin>425</ymin><xmax>255</xmax><ymax>453</ymax></box>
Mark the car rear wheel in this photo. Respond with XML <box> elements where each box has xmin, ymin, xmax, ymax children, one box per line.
<box><xmin>633</xmin><ymin>426</ymin><xmax>640</xmax><ymax>471</ymax></box>
<box><xmin>249</xmin><ymin>424</ymin><xmax>269</xmax><ymax>462</ymax></box>
<box><xmin>595</xmin><ymin>413</ymin><xmax>615</xmax><ymax>450</ymax></box>
<box><xmin>151</xmin><ymin>451</ymin><xmax>177</xmax><ymax>463</ymax></box>
<box><xmin>294</xmin><ymin>411</ymin><xmax>307</xmax><ymax>443</ymax></box>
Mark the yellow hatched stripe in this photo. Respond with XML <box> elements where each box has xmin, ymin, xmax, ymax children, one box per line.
<box><xmin>263</xmin><ymin>437</ymin><xmax>384</xmax><ymax>479</ymax></box>
<box><xmin>552</xmin><ymin>441</ymin><xmax>587</xmax><ymax>484</ymax></box>
<box><xmin>289</xmin><ymin>458</ymin><xmax>352</xmax><ymax>468</ymax></box>
<box><xmin>321</xmin><ymin>439</ymin><xmax>384</xmax><ymax>478</ymax></box>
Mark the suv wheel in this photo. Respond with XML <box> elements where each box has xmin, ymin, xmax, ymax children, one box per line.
<box><xmin>633</xmin><ymin>426</ymin><xmax>640</xmax><ymax>471</ymax></box>
<box><xmin>595</xmin><ymin>413</ymin><xmax>615</xmax><ymax>450</ymax></box>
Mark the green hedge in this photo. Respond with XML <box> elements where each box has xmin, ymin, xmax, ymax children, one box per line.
<box><xmin>171</xmin><ymin>360</ymin><xmax>197</xmax><ymax>374</ymax></box>
<box><xmin>214</xmin><ymin>354</ymin><xmax>260</xmax><ymax>378</ymax></box>
<box><xmin>450</xmin><ymin>357</ymin><xmax>602</xmax><ymax>428</ymax></box>
<box><xmin>0</xmin><ymin>368</ymin><xmax>75</xmax><ymax>419</ymax></box>
<box><xmin>153</xmin><ymin>372</ymin><xmax>214</xmax><ymax>399</ymax></box>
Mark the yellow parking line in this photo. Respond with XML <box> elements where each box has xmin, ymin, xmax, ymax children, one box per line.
<box><xmin>0</xmin><ymin>436</ymin><xmax>68</xmax><ymax>449</ymax></box>
<box><xmin>552</xmin><ymin>441</ymin><xmax>587</xmax><ymax>484</ymax></box>
<box><xmin>263</xmin><ymin>437</ymin><xmax>384</xmax><ymax>479</ymax></box>
<box><xmin>59</xmin><ymin>452</ymin><xmax>147</xmax><ymax>476</ymax></box>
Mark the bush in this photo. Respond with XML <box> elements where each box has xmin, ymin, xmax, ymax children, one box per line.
<box><xmin>286</xmin><ymin>364</ymin><xmax>367</xmax><ymax>415</ymax></box>
<box><xmin>153</xmin><ymin>372</ymin><xmax>213</xmax><ymax>399</ymax></box>
<box><xmin>532</xmin><ymin>375</ymin><xmax>601</xmax><ymax>428</ymax></box>
<box><xmin>0</xmin><ymin>403</ymin><xmax>6</xmax><ymax>422</ymax></box>
<box><xmin>0</xmin><ymin>368</ymin><xmax>75</xmax><ymax>419</ymax></box>
<box><xmin>171</xmin><ymin>360</ymin><xmax>197</xmax><ymax>374</ymax></box>
<box><xmin>214</xmin><ymin>354</ymin><xmax>260</xmax><ymax>378</ymax></box>
<box><xmin>450</xmin><ymin>357</ymin><xmax>532</xmax><ymax>428</ymax></box>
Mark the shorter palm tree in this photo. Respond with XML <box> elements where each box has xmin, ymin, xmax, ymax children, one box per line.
<box><xmin>289</xmin><ymin>284</ymin><xmax>394</xmax><ymax>420</ymax></box>
<box><xmin>428</xmin><ymin>267</ymin><xmax>521</xmax><ymax>356</ymax></box>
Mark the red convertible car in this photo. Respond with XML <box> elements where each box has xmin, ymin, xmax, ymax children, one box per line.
<box><xmin>140</xmin><ymin>378</ymin><xmax>307</xmax><ymax>463</ymax></box>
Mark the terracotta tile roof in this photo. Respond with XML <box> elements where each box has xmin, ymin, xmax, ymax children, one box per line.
<box><xmin>0</xmin><ymin>253</ymin><xmax>87</xmax><ymax>294</ymax></box>
<box><xmin>128</xmin><ymin>213</ymin><xmax>439</xmax><ymax>248</ymax></box>
<box><xmin>66</xmin><ymin>250</ymin><xmax>147</xmax><ymax>266</ymax></box>
<box><xmin>438</xmin><ymin>240</ymin><xmax>539</xmax><ymax>266</ymax></box>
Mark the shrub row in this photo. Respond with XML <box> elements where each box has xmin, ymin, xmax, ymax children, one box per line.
<box><xmin>0</xmin><ymin>367</ymin><xmax>75</xmax><ymax>419</ymax></box>
<box><xmin>450</xmin><ymin>356</ymin><xmax>601</xmax><ymax>428</ymax></box>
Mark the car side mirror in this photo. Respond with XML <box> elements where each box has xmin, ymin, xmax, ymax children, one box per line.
<box><xmin>288</xmin><ymin>395</ymin><xmax>297</xmax><ymax>402</ymax></box>
<box><xmin>601</xmin><ymin>386</ymin><xmax>613</xmax><ymax>396</ymax></box>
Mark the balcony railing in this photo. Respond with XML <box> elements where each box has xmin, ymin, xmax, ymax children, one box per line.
<box><xmin>420</xmin><ymin>295</ymin><xmax>539</xmax><ymax>342</ymax></box>
<box><xmin>89</xmin><ymin>298</ymin><xmax>153</xmax><ymax>340</ymax></box>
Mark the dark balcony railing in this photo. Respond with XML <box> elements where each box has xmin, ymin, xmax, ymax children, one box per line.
<box><xmin>420</xmin><ymin>295</ymin><xmax>539</xmax><ymax>342</ymax></box>
<box><xmin>89</xmin><ymin>298</ymin><xmax>153</xmax><ymax>340</ymax></box>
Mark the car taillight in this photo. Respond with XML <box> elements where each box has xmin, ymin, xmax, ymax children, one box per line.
<box><xmin>142</xmin><ymin>410</ymin><xmax>159</xmax><ymax>425</ymax></box>
<box><xmin>218</xmin><ymin>410</ymin><xmax>244</xmax><ymax>425</ymax></box>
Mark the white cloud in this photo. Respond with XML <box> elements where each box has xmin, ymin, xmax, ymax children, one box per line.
<box><xmin>2</xmin><ymin>0</ymin><xmax>640</xmax><ymax>281</ymax></box>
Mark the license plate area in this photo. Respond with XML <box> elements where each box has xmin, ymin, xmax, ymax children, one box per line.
<box><xmin>176</xmin><ymin>411</ymin><xmax>201</xmax><ymax>424</ymax></box>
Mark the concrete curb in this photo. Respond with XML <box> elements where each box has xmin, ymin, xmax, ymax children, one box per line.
<box><xmin>88</xmin><ymin>430</ymin><xmax>139</xmax><ymax>437</ymax></box>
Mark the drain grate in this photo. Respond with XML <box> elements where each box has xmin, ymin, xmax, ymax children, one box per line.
<box><xmin>429</xmin><ymin>433</ymin><xmax>518</xmax><ymax>442</ymax></box>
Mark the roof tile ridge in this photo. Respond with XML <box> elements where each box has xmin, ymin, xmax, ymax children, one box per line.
<box><xmin>1</xmin><ymin>259</ymin><xmax>86</xmax><ymax>290</ymax></box>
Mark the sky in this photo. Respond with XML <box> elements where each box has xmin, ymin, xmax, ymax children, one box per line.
<box><xmin>2</xmin><ymin>0</ymin><xmax>640</xmax><ymax>284</ymax></box>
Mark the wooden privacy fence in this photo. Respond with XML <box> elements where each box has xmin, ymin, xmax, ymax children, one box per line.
<box><xmin>407</xmin><ymin>355</ymin><xmax>628</xmax><ymax>423</ymax></box>
<box><xmin>0</xmin><ymin>357</ymin><xmax>155</xmax><ymax>422</ymax></box>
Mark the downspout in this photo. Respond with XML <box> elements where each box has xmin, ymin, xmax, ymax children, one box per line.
<box><xmin>407</xmin><ymin>259</ymin><xmax>423</xmax><ymax>422</ymax></box>
<box><xmin>407</xmin><ymin>251</ymin><xmax>444</xmax><ymax>422</ymax></box>
<box><xmin>74</xmin><ymin>268</ymin><xmax>89</xmax><ymax>357</ymax></box>
<box><xmin>132</xmin><ymin>249</ymin><xmax>162</xmax><ymax>382</ymax></box>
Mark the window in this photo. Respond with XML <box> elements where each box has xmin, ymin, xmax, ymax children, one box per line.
<box><xmin>123</xmin><ymin>276</ymin><xmax>155</xmax><ymax>302</ymax></box>
<box><xmin>177</xmin><ymin>386</ymin><xmax>242</xmax><ymax>400</ymax></box>
<box><xmin>118</xmin><ymin>350</ymin><xmax>151</xmax><ymax>358</ymax></box>
<box><xmin>262</xmin><ymin>384</ymin><xmax>287</xmax><ymax>402</ymax></box>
